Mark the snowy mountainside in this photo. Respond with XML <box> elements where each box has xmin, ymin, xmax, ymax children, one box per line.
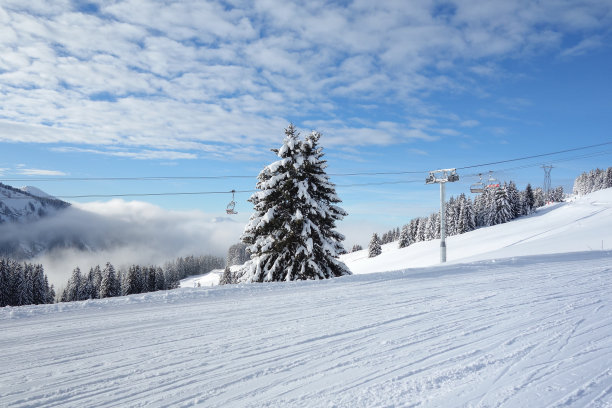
<box><xmin>0</xmin><ymin>183</ymin><xmax>74</xmax><ymax>259</ymax></box>
<box><xmin>0</xmin><ymin>182</ymin><xmax>69</xmax><ymax>224</ymax></box>
<box><xmin>342</xmin><ymin>188</ymin><xmax>612</xmax><ymax>274</ymax></box>
<box><xmin>20</xmin><ymin>185</ymin><xmax>57</xmax><ymax>199</ymax></box>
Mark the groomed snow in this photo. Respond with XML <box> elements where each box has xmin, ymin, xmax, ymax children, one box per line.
<box><xmin>1</xmin><ymin>190</ymin><xmax>612</xmax><ymax>407</ymax></box>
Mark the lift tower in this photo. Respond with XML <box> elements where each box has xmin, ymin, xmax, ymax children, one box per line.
<box><xmin>426</xmin><ymin>169</ymin><xmax>459</xmax><ymax>263</ymax></box>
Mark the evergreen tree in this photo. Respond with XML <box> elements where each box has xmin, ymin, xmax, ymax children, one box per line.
<box><xmin>425</xmin><ymin>213</ymin><xmax>437</xmax><ymax>241</ymax></box>
<box><xmin>491</xmin><ymin>187</ymin><xmax>512</xmax><ymax>225</ymax></box>
<box><xmin>368</xmin><ymin>233</ymin><xmax>382</xmax><ymax>258</ymax></box>
<box><xmin>43</xmin><ymin>275</ymin><xmax>54</xmax><ymax>304</ymax></box>
<box><xmin>147</xmin><ymin>266</ymin><xmax>157</xmax><ymax>292</ymax></box>
<box><xmin>22</xmin><ymin>263</ymin><xmax>34</xmax><ymax>306</ymax></box>
<box><xmin>473</xmin><ymin>193</ymin><xmax>486</xmax><ymax>227</ymax></box>
<box><xmin>506</xmin><ymin>181</ymin><xmax>521</xmax><ymax>218</ymax></box>
<box><xmin>408</xmin><ymin>218</ymin><xmax>419</xmax><ymax>243</ymax></box>
<box><xmin>457</xmin><ymin>199</ymin><xmax>469</xmax><ymax>234</ymax></box>
<box><xmin>483</xmin><ymin>188</ymin><xmax>496</xmax><ymax>226</ymax></box>
<box><xmin>445</xmin><ymin>197</ymin><xmax>457</xmax><ymax>236</ymax></box>
<box><xmin>219</xmin><ymin>266</ymin><xmax>234</xmax><ymax>285</ymax></box>
<box><xmin>122</xmin><ymin>265</ymin><xmax>142</xmax><ymax>295</ymax></box>
<box><xmin>523</xmin><ymin>183</ymin><xmax>535</xmax><ymax>215</ymax></box>
<box><xmin>12</xmin><ymin>262</ymin><xmax>27</xmax><ymax>306</ymax></box>
<box><xmin>241</xmin><ymin>125</ymin><xmax>351</xmax><ymax>282</ymax></box>
<box><xmin>398</xmin><ymin>224</ymin><xmax>411</xmax><ymax>248</ymax></box>
<box><xmin>155</xmin><ymin>267</ymin><xmax>165</xmax><ymax>291</ymax></box>
<box><xmin>227</xmin><ymin>242</ymin><xmax>250</xmax><ymax>267</ymax></box>
<box><xmin>31</xmin><ymin>264</ymin><xmax>47</xmax><ymax>305</ymax></box>
<box><xmin>351</xmin><ymin>244</ymin><xmax>363</xmax><ymax>252</ymax></box>
<box><xmin>99</xmin><ymin>262</ymin><xmax>119</xmax><ymax>298</ymax></box>
<box><xmin>534</xmin><ymin>187</ymin><xmax>545</xmax><ymax>208</ymax></box>
<box><xmin>91</xmin><ymin>265</ymin><xmax>103</xmax><ymax>298</ymax></box>
<box><xmin>0</xmin><ymin>259</ymin><xmax>8</xmax><ymax>307</ymax></box>
<box><xmin>416</xmin><ymin>217</ymin><xmax>426</xmax><ymax>242</ymax></box>
<box><xmin>63</xmin><ymin>267</ymin><xmax>83</xmax><ymax>302</ymax></box>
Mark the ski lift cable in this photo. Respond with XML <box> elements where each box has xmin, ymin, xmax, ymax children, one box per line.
<box><xmin>2</xmin><ymin>141</ymin><xmax>611</xmax><ymax>182</ymax></box>
<box><xmin>456</xmin><ymin>141</ymin><xmax>612</xmax><ymax>171</ymax></box>
<box><xmin>4</xmin><ymin>149</ymin><xmax>611</xmax><ymax>199</ymax></box>
<box><xmin>460</xmin><ymin>148</ymin><xmax>612</xmax><ymax>179</ymax></box>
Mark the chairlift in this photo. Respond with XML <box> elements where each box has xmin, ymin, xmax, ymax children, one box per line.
<box><xmin>447</xmin><ymin>169</ymin><xmax>459</xmax><ymax>182</ymax></box>
<box><xmin>486</xmin><ymin>171</ymin><xmax>500</xmax><ymax>190</ymax></box>
<box><xmin>226</xmin><ymin>190</ymin><xmax>238</xmax><ymax>215</ymax></box>
<box><xmin>425</xmin><ymin>172</ymin><xmax>435</xmax><ymax>184</ymax></box>
<box><xmin>470</xmin><ymin>173</ymin><xmax>485</xmax><ymax>193</ymax></box>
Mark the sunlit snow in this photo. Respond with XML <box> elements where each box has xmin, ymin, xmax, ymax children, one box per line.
<box><xmin>1</xmin><ymin>190</ymin><xmax>611</xmax><ymax>407</ymax></box>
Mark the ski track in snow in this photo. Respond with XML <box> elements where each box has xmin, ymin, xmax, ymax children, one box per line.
<box><xmin>1</xmin><ymin>251</ymin><xmax>611</xmax><ymax>407</ymax></box>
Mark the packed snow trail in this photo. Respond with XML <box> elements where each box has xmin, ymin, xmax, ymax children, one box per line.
<box><xmin>2</xmin><ymin>251</ymin><xmax>611</xmax><ymax>407</ymax></box>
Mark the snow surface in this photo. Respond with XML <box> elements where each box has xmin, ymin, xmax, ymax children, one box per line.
<box><xmin>180</xmin><ymin>269</ymin><xmax>223</xmax><ymax>288</ymax></box>
<box><xmin>342</xmin><ymin>189</ymin><xmax>612</xmax><ymax>274</ymax></box>
<box><xmin>1</xmin><ymin>190</ymin><xmax>612</xmax><ymax>407</ymax></box>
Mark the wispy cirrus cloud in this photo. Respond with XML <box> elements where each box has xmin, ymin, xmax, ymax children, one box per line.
<box><xmin>15</xmin><ymin>167</ymin><xmax>67</xmax><ymax>176</ymax></box>
<box><xmin>0</xmin><ymin>0</ymin><xmax>609</xmax><ymax>159</ymax></box>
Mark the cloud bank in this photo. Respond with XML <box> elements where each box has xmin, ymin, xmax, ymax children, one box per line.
<box><xmin>0</xmin><ymin>199</ymin><xmax>245</xmax><ymax>287</ymax></box>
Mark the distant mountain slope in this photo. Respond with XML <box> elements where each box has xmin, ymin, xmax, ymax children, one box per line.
<box><xmin>20</xmin><ymin>185</ymin><xmax>57</xmax><ymax>199</ymax></box>
<box><xmin>342</xmin><ymin>188</ymin><xmax>612</xmax><ymax>274</ymax></box>
<box><xmin>0</xmin><ymin>182</ymin><xmax>70</xmax><ymax>224</ymax></box>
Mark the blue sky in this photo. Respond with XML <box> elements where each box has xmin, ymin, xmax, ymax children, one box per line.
<box><xmin>1</xmin><ymin>0</ymin><xmax>612</xmax><ymax>247</ymax></box>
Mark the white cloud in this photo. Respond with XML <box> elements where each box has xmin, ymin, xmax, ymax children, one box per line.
<box><xmin>0</xmin><ymin>0</ymin><xmax>609</xmax><ymax>157</ymax></box>
<box><xmin>560</xmin><ymin>35</ymin><xmax>603</xmax><ymax>58</ymax></box>
<box><xmin>460</xmin><ymin>120</ymin><xmax>480</xmax><ymax>128</ymax></box>
<box><xmin>16</xmin><ymin>167</ymin><xmax>67</xmax><ymax>176</ymax></box>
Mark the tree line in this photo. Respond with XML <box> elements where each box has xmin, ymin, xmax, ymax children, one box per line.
<box><xmin>59</xmin><ymin>255</ymin><xmax>225</xmax><ymax>302</ymax></box>
<box><xmin>0</xmin><ymin>259</ymin><xmax>55</xmax><ymax>307</ymax></box>
<box><xmin>368</xmin><ymin>182</ymin><xmax>564</xmax><ymax>257</ymax></box>
<box><xmin>573</xmin><ymin>167</ymin><xmax>612</xmax><ymax>195</ymax></box>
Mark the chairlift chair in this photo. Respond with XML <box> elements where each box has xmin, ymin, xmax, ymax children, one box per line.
<box><xmin>470</xmin><ymin>173</ymin><xmax>485</xmax><ymax>193</ymax></box>
<box><xmin>226</xmin><ymin>190</ymin><xmax>238</xmax><ymax>215</ymax></box>
<box><xmin>447</xmin><ymin>169</ymin><xmax>459</xmax><ymax>182</ymax></box>
<box><xmin>425</xmin><ymin>173</ymin><xmax>435</xmax><ymax>184</ymax></box>
<box><xmin>486</xmin><ymin>171</ymin><xmax>500</xmax><ymax>190</ymax></box>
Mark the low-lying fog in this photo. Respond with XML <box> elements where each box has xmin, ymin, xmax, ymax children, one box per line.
<box><xmin>1</xmin><ymin>199</ymin><xmax>245</xmax><ymax>287</ymax></box>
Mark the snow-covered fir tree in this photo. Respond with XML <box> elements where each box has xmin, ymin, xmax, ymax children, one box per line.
<box><xmin>506</xmin><ymin>181</ymin><xmax>521</xmax><ymax>219</ymax></box>
<box><xmin>522</xmin><ymin>183</ymin><xmax>535</xmax><ymax>215</ymax></box>
<box><xmin>99</xmin><ymin>262</ymin><xmax>119</xmax><ymax>299</ymax></box>
<box><xmin>491</xmin><ymin>187</ymin><xmax>512</xmax><ymax>225</ymax></box>
<box><xmin>351</xmin><ymin>244</ymin><xmax>363</xmax><ymax>252</ymax></box>
<box><xmin>240</xmin><ymin>125</ymin><xmax>351</xmax><ymax>282</ymax></box>
<box><xmin>534</xmin><ymin>187</ymin><xmax>545</xmax><ymax>207</ymax></box>
<box><xmin>368</xmin><ymin>233</ymin><xmax>382</xmax><ymax>258</ymax></box>
<box><xmin>398</xmin><ymin>224</ymin><xmax>411</xmax><ymax>248</ymax></box>
<box><xmin>425</xmin><ymin>213</ymin><xmax>437</xmax><ymax>241</ymax></box>
<box><xmin>226</xmin><ymin>242</ymin><xmax>250</xmax><ymax>267</ymax></box>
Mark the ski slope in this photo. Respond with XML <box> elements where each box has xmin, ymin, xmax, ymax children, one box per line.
<box><xmin>1</xmin><ymin>191</ymin><xmax>612</xmax><ymax>407</ymax></box>
<box><xmin>342</xmin><ymin>189</ymin><xmax>612</xmax><ymax>274</ymax></box>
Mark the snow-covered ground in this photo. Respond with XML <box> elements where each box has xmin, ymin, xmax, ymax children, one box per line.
<box><xmin>342</xmin><ymin>189</ymin><xmax>612</xmax><ymax>274</ymax></box>
<box><xmin>180</xmin><ymin>269</ymin><xmax>223</xmax><ymax>288</ymax></box>
<box><xmin>1</xmin><ymin>190</ymin><xmax>612</xmax><ymax>407</ymax></box>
